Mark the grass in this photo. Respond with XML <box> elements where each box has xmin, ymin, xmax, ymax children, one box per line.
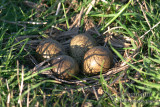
<box><xmin>0</xmin><ymin>0</ymin><xmax>160</xmax><ymax>106</ymax></box>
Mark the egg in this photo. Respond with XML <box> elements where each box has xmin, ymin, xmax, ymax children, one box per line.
<box><xmin>36</xmin><ymin>39</ymin><xmax>65</xmax><ymax>61</ymax></box>
<box><xmin>70</xmin><ymin>33</ymin><xmax>96</xmax><ymax>64</ymax></box>
<box><xmin>50</xmin><ymin>55</ymin><xmax>79</xmax><ymax>80</ymax></box>
<box><xmin>83</xmin><ymin>46</ymin><xmax>113</xmax><ymax>75</ymax></box>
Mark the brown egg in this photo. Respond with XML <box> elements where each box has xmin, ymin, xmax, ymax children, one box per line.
<box><xmin>70</xmin><ymin>33</ymin><xmax>96</xmax><ymax>64</ymax></box>
<box><xmin>36</xmin><ymin>39</ymin><xmax>65</xmax><ymax>61</ymax></box>
<box><xmin>50</xmin><ymin>55</ymin><xmax>79</xmax><ymax>80</ymax></box>
<box><xmin>83</xmin><ymin>46</ymin><xmax>113</xmax><ymax>75</ymax></box>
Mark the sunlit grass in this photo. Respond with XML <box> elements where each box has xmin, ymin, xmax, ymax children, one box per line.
<box><xmin>0</xmin><ymin>0</ymin><xmax>160</xmax><ymax>106</ymax></box>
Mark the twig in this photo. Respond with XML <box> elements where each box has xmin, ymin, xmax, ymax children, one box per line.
<box><xmin>140</xmin><ymin>21</ymin><xmax>160</xmax><ymax>39</ymax></box>
<box><xmin>18</xmin><ymin>21</ymin><xmax>47</xmax><ymax>25</ymax></box>
<box><xmin>56</xmin><ymin>2</ymin><xmax>61</xmax><ymax>16</ymax></box>
<box><xmin>143</xmin><ymin>0</ymin><xmax>149</xmax><ymax>12</ymax></box>
<box><xmin>85</xmin><ymin>0</ymin><xmax>96</xmax><ymax>15</ymax></box>
<box><xmin>120</xmin><ymin>52</ymin><xmax>139</xmax><ymax>66</ymax></box>
<box><xmin>18</xmin><ymin>65</ymin><xmax>24</xmax><ymax>107</ymax></box>
<box><xmin>32</xmin><ymin>57</ymin><xmax>54</xmax><ymax>71</ymax></box>
<box><xmin>130</xmin><ymin>68</ymin><xmax>142</xmax><ymax>84</ymax></box>
<box><xmin>109</xmin><ymin>71</ymin><xmax>126</xmax><ymax>86</ymax></box>
<box><xmin>107</xmin><ymin>0</ymin><xmax>115</xmax><ymax>12</ymax></box>
<box><xmin>16</xmin><ymin>35</ymin><xmax>41</xmax><ymax>39</ymax></box>
<box><xmin>137</xmin><ymin>0</ymin><xmax>154</xmax><ymax>36</ymax></box>
<box><xmin>103</xmin><ymin>27</ymin><xmax>123</xmax><ymax>35</ymax></box>
<box><xmin>35</xmin><ymin>102</ymin><xmax>39</xmax><ymax>107</ymax></box>
<box><xmin>43</xmin><ymin>93</ymin><xmax>46</xmax><ymax>107</ymax></box>
<box><xmin>104</xmin><ymin>92</ymin><xmax>117</xmax><ymax>106</ymax></box>
<box><xmin>1</xmin><ymin>19</ymin><xmax>47</xmax><ymax>26</ymax></box>
<box><xmin>17</xmin><ymin>60</ymin><xmax>21</xmax><ymax>91</ymax></box>
<box><xmin>0</xmin><ymin>19</ymin><xmax>26</xmax><ymax>28</ymax></box>
<box><xmin>101</xmin><ymin>0</ymin><xmax>108</xmax><ymax>4</ymax></box>
<box><xmin>103</xmin><ymin>83</ymin><xmax>118</xmax><ymax>96</ymax></box>
<box><xmin>27</xmin><ymin>84</ymin><xmax>30</xmax><ymax>107</ymax></box>
<box><xmin>81</xmin><ymin>94</ymin><xmax>89</xmax><ymax>107</ymax></box>
<box><xmin>92</xmin><ymin>87</ymin><xmax>99</xmax><ymax>100</ymax></box>
<box><xmin>81</xmin><ymin>87</ymin><xmax>86</xmax><ymax>97</ymax></box>
<box><xmin>23</xmin><ymin>1</ymin><xmax>38</xmax><ymax>8</ymax></box>
<box><xmin>70</xmin><ymin>7</ymin><xmax>84</xmax><ymax>29</ymax></box>
<box><xmin>6</xmin><ymin>79</ymin><xmax>10</xmax><ymax>107</ymax></box>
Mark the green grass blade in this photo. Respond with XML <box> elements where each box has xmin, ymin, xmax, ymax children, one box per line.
<box><xmin>101</xmin><ymin>0</ymin><xmax>131</xmax><ymax>31</ymax></box>
<box><xmin>62</xmin><ymin>3</ymin><xmax>69</xmax><ymax>29</ymax></box>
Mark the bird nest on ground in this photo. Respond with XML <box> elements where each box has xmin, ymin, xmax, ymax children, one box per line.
<box><xmin>15</xmin><ymin>10</ymin><xmax>143</xmax><ymax>97</ymax></box>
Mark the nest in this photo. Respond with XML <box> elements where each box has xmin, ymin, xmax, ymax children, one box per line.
<box><xmin>15</xmin><ymin>7</ymin><xmax>143</xmax><ymax>98</ymax></box>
